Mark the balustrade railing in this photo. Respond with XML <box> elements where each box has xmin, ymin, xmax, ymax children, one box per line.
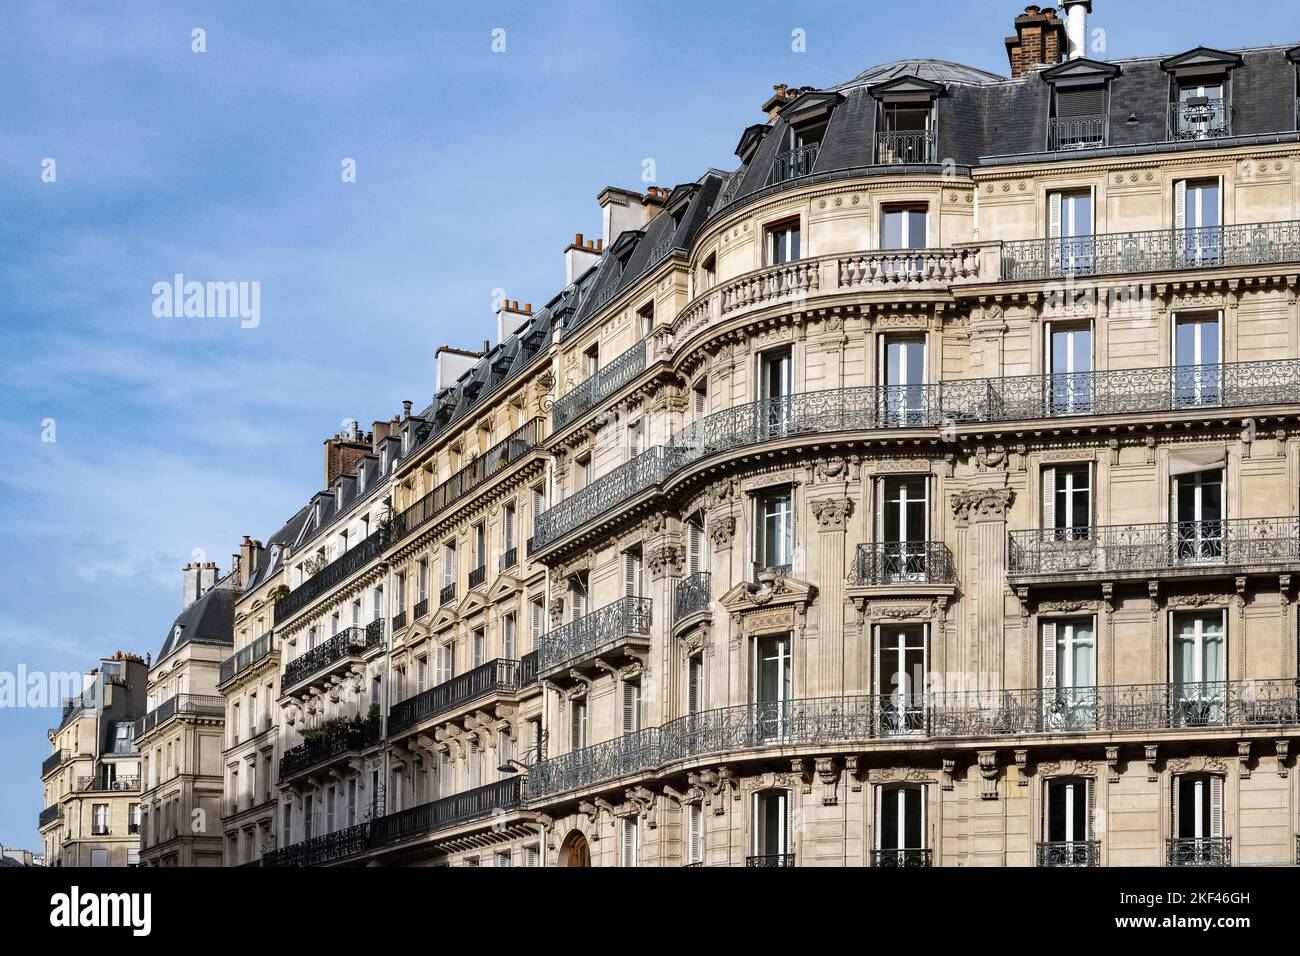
<box><xmin>219</xmin><ymin>632</ymin><xmax>277</xmax><ymax>685</ymax></box>
<box><xmin>537</xmin><ymin>596</ymin><xmax>653</xmax><ymax>673</ymax></box>
<box><xmin>768</xmin><ymin>143</ymin><xmax>819</xmax><ymax>184</ymax></box>
<box><xmin>389</xmin><ymin>659</ymin><xmax>523</xmax><ymax>734</ymax></box>
<box><xmin>675</xmin><ymin>572</ymin><xmax>711</xmax><ymax>622</ymax></box>
<box><xmin>1036</xmin><ymin>840</ymin><xmax>1101</xmax><ymax>867</ymax></box>
<box><xmin>370</xmin><ymin>778</ymin><xmax>521</xmax><ymax>848</ymax></box>
<box><xmin>1048</xmin><ymin>114</ymin><xmax>1107</xmax><ymax>150</ymax></box>
<box><xmin>720</xmin><ymin>260</ymin><xmax>820</xmax><ymax>316</ymax></box>
<box><xmin>262</xmin><ymin>822</ymin><xmax>371</xmax><ymax>867</ymax></box>
<box><xmin>280</xmin><ymin>715</ymin><xmax>383</xmax><ymax>779</ymax></box>
<box><xmin>1009</xmin><ymin>516</ymin><xmax>1300</xmax><ymax>577</ymax></box>
<box><xmin>1167</xmin><ymin>836</ymin><xmax>1232</xmax><ymax>866</ymax></box>
<box><xmin>134</xmin><ymin>694</ymin><xmax>224</xmax><ymax>740</ymax></box>
<box><xmin>871</xmin><ymin>848</ymin><xmax>933</xmax><ymax>868</ymax></box>
<box><xmin>1169</xmin><ymin>98</ymin><xmax>1230</xmax><ymax>140</ymax></box>
<box><xmin>499</xmin><ymin>547</ymin><xmax>517</xmax><ymax>572</ymax></box>
<box><xmin>838</xmin><ymin>247</ymin><xmax>982</xmax><ymax>289</ymax></box>
<box><xmin>526</xmin><ymin>679</ymin><xmax>1299</xmax><ymax>800</ymax></box>
<box><xmin>875</xmin><ymin>130</ymin><xmax>935</xmax><ymax>164</ymax></box>
<box><xmin>282</xmin><ymin>624</ymin><xmax>385</xmax><ymax>691</ymax></box>
<box><xmin>552</xmin><ymin>340</ymin><xmax>648</xmax><ymax>431</ymax></box>
<box><xmin>849</xmin><ymin>542</ymin><xmax>956</xmax><ymax>586</ymax></box>
<box><xmin>1002</xmin><ymin>220</ymin><xmax>1300</xmax><ymax>282</ymax></box>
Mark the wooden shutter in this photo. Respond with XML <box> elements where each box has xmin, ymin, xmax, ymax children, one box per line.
<box><xmin>623</xmin><ymin>552</ymin><xmax>641</xmax><ymax>597</ymax></box>
<box><xmin>1041</xmin><ymin>466</ymin><xmax>1056</xmax><ymax>535</ymax></box>
<box><xmin>1174</xmin><ymin>180</ymin><xmax>1187</xmax><ymax>230</ymax></box>
<box><xmin>1049</xmin><ymin>192</ymin><xmax>1063</xmax><ymax>239</ymax></box>
<box><xmin>469</xmin><ymin>742</ymin><xmax>480</xmax><ymax>788</ymax></box>
<box><xmin>688</xmin><ymin>521</ymin><xmax>702</xmax><ymax>574</ymax></box>
<box><xmin>1041</xmin><ymin>621</ymin><xmax>1058</xmax><ymax>690</ymax></box>
<box><xmin>872</xmin><ymin>785</ymin><xmax>883</xmax><ymax>851</ymax></box>
<box><xmin>526</xmin><ymin>844</ymin><xmax>539</xmax><ymax>867</ymax></box>
<box><xmin>623</xmin><ymin>682</ymin><xmax>640</xmax><ymax>734</ymax></box>
<box><xmin>689</xmin><ymin>803</ymin><xmax>703</xmax><ymax>862</ymax></box>
<box><xmin>503</xmin><ymin>614</ymin><xmax>516</xmax><ymax>661</ymax></box>
<box><xmin>1210</xmin><ymin>775</ymin><xmax>1224</xmax><ymax>837</ymax></box>
<box><xmin>473</xmin><ymin>630</ymin><xmax>484</xmax><ymax>667</ymax></box>
<box><xmin>688</xmin><ymin>657</ymin><xmax>702</xmax><ymax>714</ymax></box>
<box><xmin>875</xmin><ymin>478</ymin><xmax>886</xmax><ymax>543</ymax></box>
<box><xmin>1085</xmin><ymin>778</ymin><xmax>1096</xmax><ymax>840</ymax></box>
<box><xmin>622</xmin><ymin>818</ymin><xmax>637</xmax><ymax>867</ymax></box>
<box><xmin>531</xmin><ymin>598</ymin><xmax>544</xmax><ymax>646</ymax></box>
<box><xmin>570</xmin><ymin>701</ymin><xmax>584</xmax><ymax>751</ymax></box>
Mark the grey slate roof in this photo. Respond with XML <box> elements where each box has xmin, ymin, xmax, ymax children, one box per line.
<box><xmin>155</xmin><ymin>582</ymin><xmax>237</xmax><ymax>659</ymax></box>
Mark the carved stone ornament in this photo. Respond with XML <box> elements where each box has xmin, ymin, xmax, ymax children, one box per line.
<box><xmin>978</xmin><ymin>750</ymin><xmax>999</xmax><ymax>799</ymax></box>
<box><xmin>646</xmin><ymin>543</ymin><xmax>685</xmax><ymax>580</ymax></box>
<box><xmin>950</xmin><ymin>488</ymin><xmax>1014</xmax><ymax>525</ymax></box>
<box><xmin>709</xmin><ymin>514</ymin><xmax>736</xmax><ymax>550</ymax></box>
<box><xmin>810</xmin><ymin>496</ymin><xmax>854</xmax><ymax>531</ymax></box>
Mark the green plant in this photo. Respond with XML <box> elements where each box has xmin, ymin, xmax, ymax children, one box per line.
<box><xmin>269</xmin><ymin>584</ymin><xmax>290</xmax><ymax>603</ymax></box>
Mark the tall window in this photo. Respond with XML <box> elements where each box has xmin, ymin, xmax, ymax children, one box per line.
<box><xmin>877</xmin><ymin>625</ymin><xmax>927</xmax><ymax>734</ymax></box>
<box><xmin>622</xmin><ymin>681</ymin><xmax>642</xmax><ymax>734</ymax></box>
<box><xmin>474</xmin><ymin>522</ymin><xmax>486</xmax><ymax>571</ymax></box>
<box><xmin>880</xmin><ymin>203</ymin><xmax>928</xmax><ymax>276</ymax></box>
<box><xmin>623</xmin><ymin>549</ymin><xmax>644</xmax><ymax>598</ymax></box>
<box><xmin>417</xmin><ymin>559</ymin><xmax>428</xmax><ymax>603</ymax></box>
<box><xmin>621</xmin><ymin>817</ymin><xmax>641</xmax><ymax>867</ymax></box>
<box><xmin>687</xmin><ymin>803</ymin><xmax>704</xmax><ymax>865</ymax></box>
<box><xmin>627</xmin><ymin>417</ymin><xmax>645</xmax><ymax>457</ymax></box>
<box><xmin>502</xmin><ymin>503</ymin><xmax>517</xmax><ymax>555</ymax></box>
<box><xmin>754</xmin><ymin>489</ymin><xmax>793</xmax><ymax>574</ymax></box>
<box><xmin>1041</xmin><ymin>617</ymin><xmax>1096</xmax><ymax>728</ymax></box>
<box><xmin>880</xmin><ymin>335</ymin><xmax>926</xmax><ymax>425</ymax></box>
<box><xmin>1174</xmin><ymin>774</ymin><xmax>1224</xmax><ymax>840</ymax></box>
<box><xmin>686</xmin><ymin>513</ymin><xmax>706</xmax><ymax>575</ymax></box>
<box><xmin>437</xmin><ymin>641</ymin><xmax>454</xmax><ymax>685</ymax></box>
<box><xmin>878</xmin><ymin>476</ymin><xmax>928</xmax><ymax>578</ymax></box>
<box><xmin>1173</xmin><ymin>467</ymin><xmax>1223</xmax><ymax>561</ymax></box>
<box><xmin>530</xmin><ymin>596</ymin><xmax>546</xmax><ymax>650</ymax></box>
<box><xmin>875</xmin><ymin>785</ymin><xmax>925</xmax><ymax>856</ymax></box>
<box><xmin>752</xmin><ymin>790</ymin><xmax>789</xmax><ymax>861</ymax></box>
<box><xmin>1173</xmin><ymin>81</ymin><xmax>1227</xmax><ymax>139</ymax></box>
<box><xmin>472</xmin><ymin>628</ymin><xmax>486</xmax><ymax>668</ymax></box>
<box><xmin>765</xmin><ymin>218</ymin><xmax>801</xmax><ymax>266</ymax></box>
<box><xmin>442</xmin><ymin>542</ymin><xmax>456</xmax><ymax>591</ymax></box>
<box><xmin>637</xmin><ymin>300</ymin><xmax>654</xmax><ymax>339</ymax></box>
<box><xmin>570</xmin><ymin>698</ymin><xmax>588</xmax><ymax>751</ymax></box>
<box><xmin>1041</xmin><ymin>463</ymin><xmax>1091</xmax><ymax>541</ymax></box>
<box><xmin>1170</xmin><ymin>611</ymin><xmax>1225</xmax><ymax>723</ymax></box>
<box><xmin>754</xmin><ymin>633</ymin><xmax>792</xmax><ymax>739</ymax></box>
<box><xmin>687</xmin><ymin>655</ymin><xmax>703</xmax><ymax>715</ymax></box>
<box><xmin>1048</xmin><ymin>189</ymin><xmax>1094</xmax><ymax>275</ymax></box>
<box><xmin>502</xmin><ymin>612</ymin><xmax>517</xmax><ymax>661</ymax></box>
<box><xmin>1175</xmin><ymin>178</ymin><xmax>1222</xmax><ymax>265</ymax></box>
<box><xmin>569</xmin><ymin>573</ymin><xmax>588</xmax><ymax>621</ymax></box>
<box><xmin>1044</xmin><ymin>778</ymin><xmax>1092</xmax><ymax>845</ymax></box>
<box><xmin>1172</xmin><ymin>313</ymin><xmax>1222</xmax><ymax>406</ymax></box>
<box><xmin>1046</xmin><ymin>320</ymin><xmax>1093</xmax><ymax>414</ymax></box>
<box><xmin>759</xmin><ymin>347</ymin><xmax>793</xmax><ymax>435</ymax></box>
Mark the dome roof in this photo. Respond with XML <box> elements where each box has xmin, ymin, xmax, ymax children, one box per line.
<box><xmin>841</xmin><ymin>58</ymin><xmax>1006</xmax><ymax>89</ymax></box>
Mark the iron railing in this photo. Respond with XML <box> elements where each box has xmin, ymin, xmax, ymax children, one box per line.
<box><xmin>1167</xmin><ymin>836</ymin><xmax>1232</xmax><ymax>866</ymax></box>
<box><xmin>526</xmin><ymin>679</ymin><xmax>1298</xmax><ymax>801</ymax></box>
<box><xmin>875</xmin><ymin>130</ymin><xmax>935</xmax><ymax>164</ymax></box>
<box><xmin>42</xmin><ymin>750</ymin><xmax>68</xmax><ymax>777</ymax></box>
<box><xmin>134</xmin><ymin>694</ymin><xmax>224</xmax><ymax>740</ymax></box>
<box><xmin>533</xmin><ymin>447</ymin><xmax>672</xmax><ymax>549</ymax></box>
<box><xmin>1048</xmin><ymin>114</ymin><xmax>1106</xmax><ymax>150</ymax></box>
<box><xmin>1169</xmin><ymin>98</ymin><xmax>1230</xmax><ymax>140</ymax></box>
<box><xmin>274</xmin><ymin>530</ymin><xmax>385</xmax><ymax>624</ymax></box>
<box><xmin>392</xmin><ymin>611</ymin><xmax>407</xmax><ymax>632</ymax></box>
<box><xmin>279</xmin><ymin>716</ymin><xmax>383</xmax><ymax>780</ymax></box>
<box><xmin>849</xmin><ymin>542</ymin><xmax>956</xmax><ymax>586</ymax></box>
<box><xmin>440</xmin><ymin>583</ymin><xmax>456</xmax><ymax>604</ymax></box>
<box><xmin>262</xmin><ymin>822</ymin><xmax>371</xmax><ymax>867</ymax></box>
<box><xmin>389</xmin><ymin>659</ymin><xmax>524</xmax><ymax>734</ymax></box>
<box><xmin>746</xmin><ymin>853</ymin><xmax>796</xmax><ymax>867</ymax></box>
<box><xmin>1037</xmin><ymin>840</ymin><xmax>1101</xmax><ymax>867</ymax></box>
<box><xmin>414</xmin><ymin>597</ymin><xmax>428</xmax><ymax>620</ymax></box>
<box><xmin>76</xmin><ymin>775</ymin><xmax>140</xmax><ymax>793</ymax></box>
<box><xmin>518</xmin><ymin>650</ymin><xmax>540</xmax><ymax>687</ymax></box>
<box><xmin>385</xmin><ymin>418</ymin><xmax>544</xmax><ymax>548</ymax></box>
<box><xmin>871</xmin><ymin>848</ymin><xmax>933</xmax><ymax>867</ymax></box>
<box><xmin>370</xmin><ymin>778</ymin><xmax>522</xmax><ymax>848</ymax></box>
<box><xmin>536</xmin><ymin>596</ymin><xmax>653</xmax><ymax>674</ymax></box>
<box><xmin>219</xmin><ymin>632</ymin><xmax>277</xmax><ymax>685</ymax></box>
<box><xmin>38</xmin><ymin>805</ymin><xmax>61</xmax><ymax>829</ymax></box>
<box><xmin>499</xmin><ymin>547</ymin><xmax>517</xmax><ymax>572</ymax></box>
<box><xmin>1009</xmin><ymin>516</ymin><xmax>1300</xmax><ymax>577</ymax></box>
<box><xmin>1002</xmin><ymin>220</ymin><xmax>1300</xmax><ymax>282</ymax></box>
<box><xmin>552</xmin><ymin>340</ymin><xmax>648</xmax><ymax>431</ymax></box>
<box><xmin>675</xmin><ymin>571</ymin><xmax>711</xmax><ymax>622</ymax></box>
<box><xmin>468</xmin><ymin>565</ymin><xmax>486</xmax><ymax>590</ymax></box>
<box><xmin>282</xmin><ymin>622</ymin><xmax>385</xmax><ymax>691</ymax></box>
<box><xmin>768</xmin><ymin>144</ymin><xmax>819</xmax><ymax>184</ymax></box>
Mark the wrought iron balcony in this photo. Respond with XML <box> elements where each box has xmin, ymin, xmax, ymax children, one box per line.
<box><xmin>1169</xmin><ymin>98</ymin><xmax>1230</xmax><ymax>140</ymax></box>
<box><xmin>499</xmin><ymin>547</ymin><xmax>517</xmax><ymax>572</ymax></box>
<box><xmin>552</xmin><ymin>339</ymin><xmax>648</xmax><ymax>432</ymax></box>
<box><xmin>525</xmin><ymin>679</ymin><xmax>1299</xmax><ymax>801</ymax></box>
<box><xmin>518</xmin><ymin>650</ymin><xmax>539</xmax><ymax>687</ymax></box>
<box><xmin>76</xmin><ymin>775</ymin><xmax>140</xmax><ymax>793</ymax></box>
<box><xmin>280</xmin><ymin>715</ymin><xmax>383</xmax><ymax>780</ymax></box>
<box><xmin>534</xmin><ymin>447</ymin><xmax>672</xmax><ymax>549</ymax></box>
<box><xmin>440</xmin><ymin>582</ymin><xmax>457</xmax><ymax>604</ymax></box>
<box><xmin>262</xmin><ymin>822</ymin><xmax>371</xmax><ymax>867</ymax></box>
<box><xmin>370</xmin><ymin>778</ymin><xmax>522</xmax><ymax>848</ymax></box>
<box><xmin>1001</xmin><ymin>220</ymin><xmax>1300</xmax><ymax>282</ymax></box>
<box><xmin>392</xmin><ymin>611</ymin><xmax>407</xmax><ymax>632</ymax></box>
<box><xmin>768</xmin><ymin>143</ymin><xmax>819</xmax><ymax>184</ymax></box>
<box><xmin>849</xmin><ymin>542</ymin><xmax>956</xmax><ymax>586</ymax></box>
<box><xmin>675</xmin><ymin>571</ymin><xmax>711</xmax><ymax>622</ymax></box>
<box><xmin>871</xmin><ymin>848</ymin><xmax>933</xmax><ymax>868</ymax></box>
<box><xmin>875</xmin><ymin>130</ymin><xmax>935</xmax><ymax>164</ymax></box>
<box><xmin>1009</xmin><ymin>516</ymin><xmax>1300</xmax><ymax>580</ymax></box>
<box><xmin>536</xmin><ymin>596</ymin><xmax>653</xmax><ymax>676</ymax></box>
<box><xmin>414</xmin><ymin>597</ymin><xmax>429</xmax><ymax>620</ymax></box>
<box><xmin>1037</xmin><ymin>840</ymin><xmax>1101</xmax><ymax>867</ymax></box>
<box><xmin>385</xmin><ymin>418</ymin><xmax>544</xmax><ymax>549</ymax></box>
<box><xmin>42</xmin><ymin>749</ymin><xmax>68</xmax><ymax>778</ymax></box>
<box><xmin>134</xmin><ymin>693</ymin><xmax>224</xmax><ymax>740</ymax></box>
<box><xmin>1048</xmin><ymin>114</ymin><xmax>1107</xmax><ymax>150</ymax></box>
<box><xmin>746</xmin><ymin>853</ymin><xmax>796</xmax><ymax>867</ymax></box>
<box><xmin>38</xmin><ymin>804</ymin><xmax>61</xmax><ymax>829</ymax></box>
<box><xmin>389</xmin><ymin>659</ymin><xmax>525</xmax><ymax>735</ymax></box>
<box><xmin>282</xmin><ymin>622</ymin><xmax>385</xmax><ymax>692</ymax></box>
<box><xmin>219</xmin><ymin>632</ymin><xmax>276</xmax><ymax>686</ymax></box>
<box><xmin>1167</xmin><ymin>836</ymin><xmax>1232</xmax><ymax>867</ymax></box>
<box><xmin>468</xmin><ymin>565</ymin><xmax>486</xmax><ymax>590</ymax></box>
<box><xmin>274</xmin><ymin>531</ymin><xmax>385</xmax><ymax>625</ymax></box>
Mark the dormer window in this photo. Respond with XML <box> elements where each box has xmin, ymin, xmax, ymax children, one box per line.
<box><xmin>401</xmin><ymin>428</ymin><xmax>411</xmax><ymax>453</ymax></box>
<box><xmin>1161</xmin><ymin>48</ymin><xmax>1241</xmax><ymax>141</ymax></box>
<box><xmin>380</xmin><ymin>447</ymin><xmax>389</xmax><ymax>473</ymax></box>
<box><xmin>868</xmin><ymin>76</ymin><xmax>943</xmax><ymax>165</ymax></box>
<box><xmin>767</xmin><ymin>91</ymin><xmax>840</xmax><ymax>185</ymax></box>
<box><xmin>1041</xmin><ymin>59</ymin><xmax>1119</xmax><ymax>152</ymax></box>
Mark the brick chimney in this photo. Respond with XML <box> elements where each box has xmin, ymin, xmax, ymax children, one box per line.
<box><xmin>239</xmin><ymin>535</ymin><xmax>266</xmax><ymax>582</ymax></box>
<box><xmin>1005</xmin><ymin>5</ymin><xmax>1066</xmax><ymax>78</ymax></box>
<box><xmin>761</xmin><ymin>83</ymin><xmax>802</xmax><ymax>121</ymax></box>
<box><xmin>324</xmin><ymin>426</ymin><xmax>370</xmax><ymax>486</ymax></box>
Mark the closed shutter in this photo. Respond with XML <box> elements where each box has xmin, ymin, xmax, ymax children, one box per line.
<box><xmin>570</xmin><ymin>701</ymin><xmax>584</xmax><ymax>751</ymax></box>
<box><xmin>469</xmin><ymin>742</ymin><xmax>481</xmax><ymax>788</ymax></box>
<box><xmin>689</xmin><ymin>803</ymin><xmax>703</xmax><ymax>863</ymax></box>
<box><xmin>1049</xmin><ymin>192</ymin><xmax>1063</xmax><ymax>239</ymax></box>
<box><xmin>1174</xmin><ymin>180</ymin><xmax>1187</xmax><ymax>231</ymax></box>
<box><xmin>688</xmin><ymin>656</ymin><xmax>702</xmax><ymax>714</ymax></box>
<box><xmin>623</xmin><ymin>682</ymin><xmax>640</xmax><ymax>734</ymax></box>
<box><xmin>875</xmin><ymin>478</ymin><xmax>886</xmax><ymax>542</ymax></box>
<box><xmin>1041</xmin><ymin>466</ymin><xmax>1056</xmax><ymax>535</ymax></box>
<box><xmin>622</xmin><ymin>818</ymin><xmax>638</xmax><ymax>867</ymax></box>
<box><xmin>688</xmin><ymin>521</ymin><xmax>702</xmax><ymax>574</ymax></box>
<box><xmin>1085</xmin><ymin>778</ymin><xmax>1096</xmax><ymax>840</ymax></box>
<box><xmin>525</xmin><ymin>844</ymin><xmax>539</xmax><ymax>867</ymax></box>
<box><xmin>624</xmin><ymin>552</ymin><xmax>641</xmax><ymax>597</ymax></box>
<box><xmin>1210</xmin><ymin>775</ymin><xmax>1224</xmax><ymax>837</ymax></box>
<box><xmin>872</xmin><ymin>786</ymin><xmax>883</xmax><ymax>851</ymax></box>
<box><xmin>503</xmin><ymin>614</ymin><xmax>516</xmax><ymax>661</ymax></box>
<box><xmin>473</xmin><ymin>630</ymin><xmax>485</xmax><ymax>667</ymax></box>
<box><xmin>438</xmin><ymin>752</ymin><xmax>450</xmax><ymax>798</ymax></box>
<box><xmin>1041</xmin><ymin>621</ymin><xmax>1058</xmax><ymax>690</ymax></box>
<box><xmin>1057</xmin><ymin>86</ymin><xmax>1105</xmax><ymax>117</ymax></box>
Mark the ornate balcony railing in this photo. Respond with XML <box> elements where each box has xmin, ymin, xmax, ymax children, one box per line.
<box><xmin>675</xmin><ymin>571</ymin><xmax>711</xmax><ymax>622</ymax></box>
<box><xmin>838</xmin><ymin>247</ymin><xmax>983</xmax><ymax>290</ymax></box>
<box><xmin>385</xmin><ymin>418</ymin><xmax>544</xmax><ymax>549</ymax></box>
<box><xmin>389</xmin><ymin>659</ymin><xmax>524</xmax><ymax>735</ymax></box>
<box><xmin>1169</xmin><ymin>98</ymin><xmax>1230</xmax><ymax>140</ymax></box>
<box><xmin>720</xmin><ymin>259</ymin><xmax>820</xmax><ymax>317</ymax></box>
<box><xmin>414</xmin><ymin>597</ymin><xmax>428</xmax><ymax>620</ymax></box>
<box><xmin>440</xmin><ymin>582</ymin><xmax>457</xmax><ymax>604</ymax></box>
<box><xmin>76</xmin><ymin>775</ymin><xmax>140</xmax><ymax>793</ymax></box>
<box><xmin>262</xmin><ymin>822</ymin><xmax>371</xmax><ymax>867</ymax></box>
<box><xmin>875</xmin><ymin>130</ymin><xmax>934</xmax><ymax>164</ymax></box>
<box><xmin>42</xmin><ymin>749</ymin><xmax>68</xmax><ymax>778</ymax></box>
<box><xmin>499</xmin><ymin>547</ymin><xmax>517</xmax><ymax>572</ymax></box>
<box><xmin>553</xmin><ymin>339</ymin><xmax>648</xmax><ymax>431</ymax></box>
<box><xmin>468</xmin><ymin>565</ymin><xmax>486</xmax><ymax>590</ymax></box>
<box><xmin>1037</xmin><ymin>840</ymin><xmax>1101</xmax><ymax>867</ymax></box>
<box><xmin>537</xmin><ymin>596</ymin><xmax>653</xmax><ymax>674</ymax></box>
<box><xmin>518</xmin><ymin>650</ymin><xmax>539</xmax><ymax>687</ymax></box>
<box><xmin>38</xmin><ymin>804</ymin><xmax>61</xmax><ymax>829</ymax></box>
<box><xmin>392</xmin><ymin>610</ymin><xmax>407</xmax><ymax>632</ymax></box>
<box><xmin>134</xmin><ymin>693</ymin><xmax>224</xmax><ymax>740</ymax></box>
<box><xmin>1009</xmin><ymin>516</ymin><xmax>1300</xmax><ymax>578</ymax></box>
<box><xmin>768</xmin><ymin>143</ymin><xmax>819</xmax><ymax>184</ymax></box>
<box><xmin>1002</xmin><ymin>220</ymin><xmax>1300</xmax><ymax>282</ymax></box>
<box><xmin>1048</xmin><ymin>114</ymin><xmax>1106</xmax><ymax>150</ymax></box>
<box><xmin>219</xmin><ymin>632</ymin><xmax>277</xmax><ymax>685</ymax></box>
<box><xmin>525</xmin><ymin>679</ymin><xmax>1299</xmax><ymax>801</ymax></box>
<box><xmin>534</xmin><ymin>446</ymin><xmax>672</xmax><ymax>549</ymax></box>
<box><xmin>849</xmin><ymin>542</ymin><xmax>956</xmax><ymax>586</ymax></box>
<box><xmin>282</xmin><ymin>623</ymin><xmax>385</xmax><ymax>691</ymax></box>
<box><xmin>370</xmin><ymin>778</ymin><xmax>522</xmax><ymax>848</ymax></box>
<box><xmin>280</xmin><ymin>715</ymin><xmax>382</xmax><ymax>780</ymax></box>
<box><xmin>746</xmin><ymin>853</ymin><xmax>796</xmax><ymax>867</ymax></box>
<box><xmin>1167</xmin><ymin>836</ymin><xmax>1232</xmax><ymax>867</ymax></box>
<box><xmin>274</xmin><ymin>530</ymin><xmax>385</xmax><ymax>625</ymax></box>
<box><xmin>871</xmin><ymin>848</ymin><xmax>933</xmax><ymax>868</ymax></box>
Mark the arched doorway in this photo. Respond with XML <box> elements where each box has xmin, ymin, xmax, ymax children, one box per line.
<box><xmin>559</xmin><ymin>829</ymin><xmax>591</xmax><ymax>867</ymax></box>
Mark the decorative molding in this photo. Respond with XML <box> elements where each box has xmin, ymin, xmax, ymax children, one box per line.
<box><xmin>810</xmin><ymin>496</ymin><xmax>854</xmax><ymax>531</ymax></box>
<box><xmin>950</xmin><ymin>488</ymin><xmax>1014</xmax><ymax>525</ymax></box>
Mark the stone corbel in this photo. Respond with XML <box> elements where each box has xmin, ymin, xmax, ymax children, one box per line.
<box><xmin>1106</xmin><ymin>746</ymin><xmax>1120</xmax><ymax>784</ymax></box>
<box><xmin>1235</xmin><ymin>576</ymin><xmax>1248</xmax><ymax>610</ymax></box>
<box><xmin>625</xmin><ymin>786</ymin><xmax>658</xmax><ymax>827</ymax></box>
<box><xmin>790</xmin><ymin>758</ymin><xmax>814</xmax><ymax>795</ymax></box>
<box><xmin>845</xmin><ymin>755</ymin><xmax>865</xmax><ymax>793</ymax></box>
<box><xmin>1145</xmin><ymin>744</ymin><xmax>1159</xmax><ymax>782</ymax></box>
<box><xmin>709</xmin><ymin>514</ymin><xmax>737</xmax><ymax>550</ymax></box>
<box><xmin>577</xmin><ymin>800</ymin><xmax>601</xmax><ymax>840</ymax></box>
<box><xmin>567</xmin><ymin>670</ymin><xmax>594</xmax><ymax>697</ymax></box>
<box><xmin>1276</xmin><ymin>740</ymin><xmax>1290</xmax><ymax>777</ymax></box>
<box><xmin>1237</xmin><ymin>740</ymin><xmax>1252</xmax><ymax>779</ymax></box>
<box><xmin>1280</xmin><ymin>574</ymin><xmax>1292</xmax><ymax>606</ymax></box>
<box><xmin>594</xmin><ymin>796</ymin><xmax>618</xmax><ymax>826</ymax></box>
<box><xmin>941</xmin><ymin>756</ymin><xmax>957</xmax><ymax>791</ymax></box>
<box><xmin>978</xmin><ymin>750</ymin><xmax>999</xmax><ymax>800</ymax></box>
<box><xmin>717</xmin><ymin>765</ymin><xmax>741</xmax><ymax>804</ymax></box>
<box><xmin>592</xmin><ymin>659</ymin><xmax>620</xmax><ymax>680</ymax></box>
<box><xmin>1014</xmin><ymin>749</ymin><xmax>1029</xmax><ymax>786</ymax></box>
<box><xmin>815</xmin><ymin>757</ymin><xmax>841</xmax><ymax>806</ymax></box>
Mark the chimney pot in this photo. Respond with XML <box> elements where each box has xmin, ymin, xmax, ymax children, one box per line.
<box><xmin>402</xmin><ymin>400</ymin><xmax>413</xmax><ymax>417</ymax></box>
<box><xmin>574</xmin><ymin>232</ymin><xmax>584</xmax><ymax>245</ymax></box>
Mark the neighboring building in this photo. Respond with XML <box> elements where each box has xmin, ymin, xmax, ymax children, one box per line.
<box><xmin>39</xmin><ymin>653</ymin><xmax>147</xmax><ymax>867</ymax></box>
<box><xmin>136</xmin><ymin>563</ymin><xmax>235</xmax><ymax>866</ymax></box>
<box><xmin>221</xmin><ymin>1</ymin><xmax>1300</xmax><ymax>866</ymax></box>
<box><xmin>0</xmin><ymin>845</ymin><xmax>45</xmax><ymax>867</ymax></box>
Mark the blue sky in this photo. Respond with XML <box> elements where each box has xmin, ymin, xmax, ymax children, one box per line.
<box><xmin>0</xmin><ymin>0</ymin><xmax>1290</xmax><ymax>852</ymax></box>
